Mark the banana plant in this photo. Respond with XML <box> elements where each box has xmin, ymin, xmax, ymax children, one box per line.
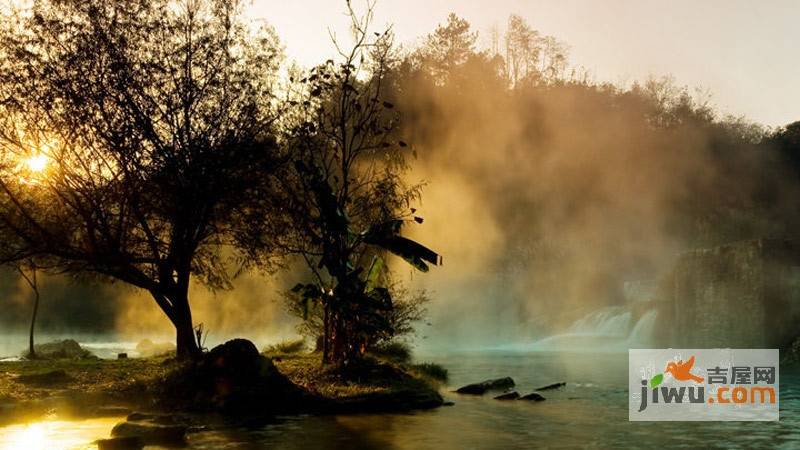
<box><xmin>291</xmin><ymin>159</ymin><xmax>441</xmax><ymax>363</ymax></box>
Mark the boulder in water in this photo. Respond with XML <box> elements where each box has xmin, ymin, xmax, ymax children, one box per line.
<box><xmin>96</xmin><ymin>436</ymin><xmax>144</xmax><ymax>450</ymax></box>
<box><xmin>111</xmin><ymin>421</ymin><xmax>186</xmax><ymax>445</ymax></box>
<box><xmin>494</xmin><ymin>391</ymin><xmax>520</xmax><ymax>400</ymax></box>
<box><xmin>455</xmin><ymin>377</ymin><xmax>515</xmax><ymax>395</ymax></box>
<box><xmin>535</xmin><ymin>382</ymin><xmax>566</xmax><ymax>391</ymax></box>
<box><xmin>519</xmin><ymin>392</ymin><xmax>546</xmax><ymax>401</ymax></box>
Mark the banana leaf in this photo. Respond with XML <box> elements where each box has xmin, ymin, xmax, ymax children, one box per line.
<box><xmin>363</xmin><ymin>234</ymin><xmax>441</xmax><ymax>272</ymax></box>
<box><xmin>364</xmin><ymin>255</ymin><xmax>384</xmax><ymax>292</ymax></box>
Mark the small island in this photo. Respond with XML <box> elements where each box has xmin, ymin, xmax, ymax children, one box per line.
<box><xmin>0</xmin><ymin>338</ymin><xmax>447</xmax><ymax>446</ymax></box>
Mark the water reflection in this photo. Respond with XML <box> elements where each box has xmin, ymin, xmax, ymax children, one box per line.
<box><xmin>0</xmin><ymin>418</ymin><xmax>120</xmax><ymax>450</ymax></box>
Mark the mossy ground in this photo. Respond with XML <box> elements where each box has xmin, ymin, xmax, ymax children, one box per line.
<box><xmin>0</xmin><ymin>357</ymin><xmax>175</xmax><ymax>404</ymax></box>
<box><xmin>265</xmin><ymin>350</ymin><xmax>446</xmax><ymax>413</ymax></box>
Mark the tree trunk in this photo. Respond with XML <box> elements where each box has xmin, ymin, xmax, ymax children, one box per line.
<box><xmin>29</xmin><ymin>286</ymin><xmax>39</xmax><ymax>358</ymax></box>
<box><xmin>175</xmin><ymin>315</ymin><xmax>200</xmax><ymax>359</ymax></box>
<box><xmin>149</xmin><ymin>288</ymin><xmax>201</xmax><ymax>360</ymax></box>
<box><xmin>172</xmin><ymin>292</ymin><xmax>201</xmax><ymax>360</ymax></box>
<box><xmin>327</xmin><ymin>311</ymin><xmax>350</xmax><ymax>364</ymax></box>
<box><xmin>18</xmin><ymin>265</ymin><xmax>39</xmax><ymax>359</ymax></box>
<box><xmin>322</xmin><ymin>303</ymin><xmax>330</xmax><ymax>363</ymax></box>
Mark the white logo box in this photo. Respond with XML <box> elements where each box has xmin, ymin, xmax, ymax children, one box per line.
<box><xmin>629</xmin><ymin>349</ymin><xmax>779</xmax><ymax>421</ymax></box>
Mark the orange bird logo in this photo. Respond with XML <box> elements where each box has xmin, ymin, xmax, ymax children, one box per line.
<box><xmin>665</xmin><ymin>356</ymin><xmax>704</xmax><ymax>383</ymax></box>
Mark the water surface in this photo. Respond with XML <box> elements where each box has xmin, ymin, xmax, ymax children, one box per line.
<box><xmin>1</xmin><ymin>351</ymin><xmax>798</xmax><ymax>449</ymax></box>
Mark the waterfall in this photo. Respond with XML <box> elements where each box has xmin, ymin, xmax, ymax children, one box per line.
<box><xmin>519</xmin><ymin>307</ymin><xmax>659</xmax><ymax>352</ymax></box>
<box><xmin>568</xmin><ymin>306</ymin><xmax>632</xmax><ymax>337</ymax></box>
<box><xmin>627</xmin><ymin>309</ymin><xmax>658</xmax><ymax>345</ymax></box>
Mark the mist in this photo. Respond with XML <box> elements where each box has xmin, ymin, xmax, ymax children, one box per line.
<box><xmin>1</xmin><ymin>10</ymin><xmax>798</xmax><ymax>355</ymax></box>
<box><xmin>391</xmin><ymin>53</ymin><xmax>800</xmax><ymax>349</ymax></box>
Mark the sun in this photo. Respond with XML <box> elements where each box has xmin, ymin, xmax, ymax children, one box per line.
<box><xmin>25</xmin><ymin>154</ymin><xmax>49</xmax><ymax>173</ymax></box>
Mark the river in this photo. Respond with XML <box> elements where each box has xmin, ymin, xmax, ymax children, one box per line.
<box><xmin>1</xmin><ymin>349</ymin><xmax>799</xmax><ymax>449</ymax></box>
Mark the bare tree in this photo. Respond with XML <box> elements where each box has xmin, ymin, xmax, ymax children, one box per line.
<box><xmin>505</xmin><ymin>14</ymin><xmax>539</xmax><ymax>87</ymax></box>
<box><xmin>0</xmin><ymin>0</ymin><xmax>284</xmax><ymax>358</ymax></box>
<box><xmin>504</xmin><ymin>15</ymin><xmax>569</xmax><ymax>86</ymax></box>
<box><xmin>16</xmin><ymin>261</ymin><xmax>40</xmax><ymax>359</ymax></box>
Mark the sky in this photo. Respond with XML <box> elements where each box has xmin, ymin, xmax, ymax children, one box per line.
<box><xmin>249</xmin><ymin>0</ymin><xmax>800</xmax><ymax>127</ymax></box>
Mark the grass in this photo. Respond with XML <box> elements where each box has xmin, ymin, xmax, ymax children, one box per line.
<box><xmin>365</xmin><ymin>341</ymin><xmax>448</xmax><ymax>383</ymax></box>
<box><xmin>410</xmin><ymin>363</ymin><xmax>449</xmax><ymax>383</ymax></box>
<box><xmin>0</xmin><ymin>356</ymin><xmax>177</xmax><ymax>403</ymax></box>
<box><xmin>262</xmin><ymin>338</ymin><xmax>307</xmax><ymax>355</ymax></box>
<box><xmin>267</xmin><ymin>350</ymin><xmax>447</xmax><ymax>401</ymax></box>
<box><xmin>267</xmin><ymin>353</ymin><xmax>385</xmax><ymax>398</ymax></box>
<box><xmin>367</xmin><ymin>341</ymin><xmax>412</xmax><ymax>364</ymax></box>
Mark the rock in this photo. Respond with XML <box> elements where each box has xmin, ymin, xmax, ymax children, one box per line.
<box><xmin>118</xmin><ymin>353</ymin><xmax>128</xmax><ymax>359</ymax></box>
<box><xmin>111</xmin><ymin>421</ymin><xmax>186</xmax><ymax>445</ymax></box>
<box><xmin>519</xmin><ymin>392</ymin><xmax>546</xmax><ymax>401</ymax></box>
<box><xmin>135</xmin><ymin>339</ymin><xmax>176</xmax><ymax>358</ymax></box>
<box><xmin>332</xmin><ymin>385</ymin><xmax>444</xmax><ymax>413</ymax></box>
<box><xmin>535</xmin><ymin>382</ymin><xmax>566</xmax><ymax>391</ymax></box>
<box><xmin>29</xmin><ymin>339</ymin><xmax>94</xmax><ymax>360</ymax></box>
<box><xmin>96</xmin><ymin>436</ymin><xmax>144</xmax><ymax>450</ymax></box>
<box><xmin>158</xmin><ymin>338</ymin><xmax>308</xmax><ymax>414</ymax></box>
<box><xmin>455</xmin><ymin>377</ymin><xmax>515</xmax><ymax>395</ymax></box>
<box><xmin>206</xmin><ymin>338</ymin><xmax>263</xmax><ymax>371</ymax></box>
<box><xmin>667</xmin><ymin>239</ymin><xmax>800</xmax><ymax>348</ymax></box>
<box><xmin>442</xmin><ymin>401</ymin><xmax>455</xmax><ymax>406</ymax></box>
<box><xmin>782</xmin><ymin>336</ymin><xmax>800</xmax><ymax>364</ymax></box>
<box><xmin>494</xmin><ymin>391</ymin><xmax>520</xmax><ymax>400</ymax></box>
<box><xmin>17</xmin><ymin>369</ymin><xmax>72</xmax><ymax>386</ymax></box>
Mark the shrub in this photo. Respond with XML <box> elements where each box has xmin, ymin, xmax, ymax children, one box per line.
<box><xmin>369</xmin><ymin>341</ymin><xmax>412</xmax><ymax>364</ymax></box>
<box><xmin>263</xmin><ymin>338</ymin><xmax>307</xmax><ymax>355</ymax></box>
<box><xmin>412</xmin><ymin>363</ymin><xmax>449</xmax><ymax>382</ymax></box>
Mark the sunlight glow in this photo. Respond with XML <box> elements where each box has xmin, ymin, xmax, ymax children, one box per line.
<box><xmin>2</xmin><ymin>423</ymin><xmax>47</xmax><ymax>450</ymax></box>
<box><xmin>0</xmin><ymin>418</ymin><xmax>121</xmax><ymax>450</ymax></box>
<box><xmin>24</xmin><ymin>154</ymin><xmax>49</xmax><ymax>173</ymax></box>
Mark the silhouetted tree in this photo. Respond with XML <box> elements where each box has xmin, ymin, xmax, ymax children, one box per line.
<box><xmin>285</xmin><ymin>281</ymin><xmax>431</xmax><ymax>351</ymax></box>
<box><xmin>414</xmin><ymin>13</ymin><xmax>478</xmax><ymax>85</ymax></box>
<box><xmin>242</xmin><ymin>3</ymin><xmax>440</xmax><ymax>365</ymax></box>
<box><xmin>770</xmin><ymin>121</ymin><xmax>800</xmax><ymax>177</ymax></box>
<box><xmin>405</xmin><ymin>14</ymin><xmax>506</xmax><ymax>96</ymax></box>
<box><xmin>0</xmin><ymin>0</ymin><xmax>283</xmax><ymax>358</ymax></box>
<box><xmin>16</xmin><ymin>261</ymin><xmax>40</xmax><ymax>359</ymax></box>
